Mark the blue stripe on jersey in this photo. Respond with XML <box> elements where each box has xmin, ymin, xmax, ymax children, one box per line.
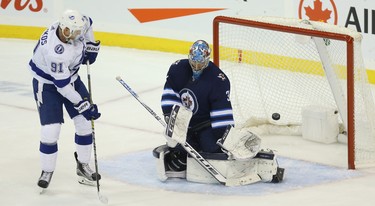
<box><xmin>210</xmin><ymin>109</ymin><xmax>233</xmax><ymax>117</ymax></box>
<box><xmin>210</xmin><ymin>109</ymin><xmax>234</xmax><ymax>128</ymax></box>
<box><xmin>29</xmin><ymin>60</ymin><xmax>71</xmax><ymax>88</ymax></box>
<box><xmin>88</xmin><ymin>17</ymin><xmax>93</xmax><ymax>26</ymax></box>
<box><xmin>162</xmin><ymin>88</ymin><xmax>180</xmax><ymax>98</ymax></box>
<box><xmin>211</xmin><ymin>120</ymin><xmax>235</xmax><ymax>128</ymax></box>
<box><xmin>161</xmin><ymin>88</ymin><xmax>181</xmax><ymax>108</ymax></box>
<box><xmin>161</xmin><ymin>100</ymin><xmax>181</xmax><ymax>107</ymax></box>
<box><xmin>29</xmin><ymin>60</ymin><xmax>54</xmax><ymax>81</ymax></box>
<box><xmin>54</xmin><ymin>78</ymin><xmax>71</xmax><ymax>88</ymax></box>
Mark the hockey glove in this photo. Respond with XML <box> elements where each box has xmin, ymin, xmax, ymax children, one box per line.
<box><xmin>83</xmin><ymin>40</ymin><xmax>100</xmax><ymax>64</ymax></box>
<box><xmin>74</xmin><ymin>100</ymin><xmax>101</xmax><ymax>120</ymax></box>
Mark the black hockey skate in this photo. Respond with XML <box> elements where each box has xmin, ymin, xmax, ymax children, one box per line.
<box><xmin>38</xmin><ymin>170</ymin><xmax>53</xmax><ymax>191</ymax></box>
<box><xmin>74</xmin><ymin>152</ymin><xmax>101</xmax><ymax>186</ymax></box>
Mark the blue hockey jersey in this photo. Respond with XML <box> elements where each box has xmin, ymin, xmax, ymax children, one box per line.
<box><xmin>161</xmin><ymin>59</ymin><xmax>234</xmax><ymax>140</ymax></box>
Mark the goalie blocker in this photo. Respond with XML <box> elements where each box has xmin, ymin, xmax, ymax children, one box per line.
<box><xmin>153</xmin><ymin>104</ymin><xmax>284</xmax><ymax>185</ymax></box>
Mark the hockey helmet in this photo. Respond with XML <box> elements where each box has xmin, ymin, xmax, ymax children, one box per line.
<box><xmin>188</xmin><ymin>40</ymin><xmax>211</xmax><ymax>71</ymax></box>
<box><xmin>59</xmin><ymin>9</ymin><xmax>86</xmax><ymax>39</ymax></box>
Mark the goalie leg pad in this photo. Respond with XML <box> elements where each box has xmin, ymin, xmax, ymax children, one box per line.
<box><xmin>154</xmin><ymin>145</ymin><xmax>168</xmax><ymax>181</ymax></box>
<box><xmin>255</xmin><ymin>149</ymin><xmax>284</xmax><ymax>182</ymax></box>
<box><xmin>153</xmin><ymin>145</ymin><xmax>187</xmax><ymax>181</ymax></box>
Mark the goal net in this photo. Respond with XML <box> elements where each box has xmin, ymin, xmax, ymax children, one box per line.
<box><xmin>213</xmin><ymin>16</ymin><xmax>375</xmax><ymax>169</ymax></box>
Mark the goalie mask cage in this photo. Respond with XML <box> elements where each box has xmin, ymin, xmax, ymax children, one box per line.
<box><xmin>213</xmin><ymin>16</ymin><xmax>375</xmax><ymax>169</ymax></box>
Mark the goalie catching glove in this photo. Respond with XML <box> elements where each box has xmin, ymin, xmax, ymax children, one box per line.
<box><xmin>74</xmin><ymin>99</ymin><xmax>101</xmax><ymax>120</ymax></box>
<box><xmin>217</xmin><ymin>126</ymin><xmax>261</xmax><ymax>160</ymax></box>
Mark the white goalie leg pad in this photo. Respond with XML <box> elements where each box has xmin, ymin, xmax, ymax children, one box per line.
<box><xmin>256</xmin><ymin>149</ymin><xmax>279</xmax><ymax>182</ymax></box>
<box><xmin>225</xmin><ymin>158</ymin><xmax>262</xmax><ymax>186</ymax></box>
<box><xmin>217</xmin><ymin>126</ymin><xmax>261</xmax><ymax>160</ymax></box>
<box><xmin>186</xmin><ymin>153</ymin><xmax>261</xmax><ymax>185</ymax></box>
<box><xmin>166</xmin><ymin>138</ymin><xmax>179</xmax><ymax>148</ymax></box>
<box><xmin>156</xmin><ymin>146</ymin><xmax>169</xmax><ymax>182</ymax></box>
<box><xmin>165</xmin><ymin>104</ymin><xmax>192</xmax><ymax>145</ymax></box>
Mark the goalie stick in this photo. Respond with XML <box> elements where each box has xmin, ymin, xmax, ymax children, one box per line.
<box><xmin>87</xmin><ymin>62</ymin><xmax>108</xmax><ymax>204</ymax></box>
<box><xmin>116</xmin><ymin>76</ymin><xmax>261</xmax><ymax>186</ymax></box>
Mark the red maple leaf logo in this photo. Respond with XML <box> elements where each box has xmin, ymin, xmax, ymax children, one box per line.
<box><xmin>304</xmin><ymin>0</ymin><xmax>332</xmax><ymax>22</ymax></box>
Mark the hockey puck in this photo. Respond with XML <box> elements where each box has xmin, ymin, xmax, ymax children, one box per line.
<box><xmin>272</xmin><ymin>113</ymin><xmax>280</xmax><ymax>120</ymax></box>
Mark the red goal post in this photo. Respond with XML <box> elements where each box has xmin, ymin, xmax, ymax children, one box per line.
<box><xmin>213</xmin><ymin>16</ymin><xmax>375</xmax><ymax>169</ymax></box>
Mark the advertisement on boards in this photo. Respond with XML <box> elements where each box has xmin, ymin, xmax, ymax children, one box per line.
<box><xmin>1</xmin><ymin>0</ymin><xmax>375</xmax><ymax>67</ymax></box>
<box><xmin>297</xmin><ymin>0</ymin><xmax>375</xmax><ymax>67</ymax></box>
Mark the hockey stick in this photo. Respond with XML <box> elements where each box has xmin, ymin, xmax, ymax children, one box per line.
<box><xmin>86</xmin><ymin>62</ymin><xmax>108</xmax><ymax>204</ymax></box>
<box><xmin>116</xmin><ymin>76</ymin><xmax>261</xmax><ymax>186</ymax></box>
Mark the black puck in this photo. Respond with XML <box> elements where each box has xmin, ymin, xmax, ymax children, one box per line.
<box><xmin>272</xmin><ymin>113</ymin><xmax>280</xmax><ymax>120</ymax></box>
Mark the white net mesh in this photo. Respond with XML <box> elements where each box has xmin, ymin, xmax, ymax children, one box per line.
<box><xmin>215</xmin><ymin>16</ymin><xmax>375</xmax><ymax>168</ymax></box>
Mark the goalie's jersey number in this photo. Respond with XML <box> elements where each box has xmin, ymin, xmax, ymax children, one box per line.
<box><xmin>179</xmin><ymin>88</ymin><xmax>198</xmax><ymax>114</ymax></box>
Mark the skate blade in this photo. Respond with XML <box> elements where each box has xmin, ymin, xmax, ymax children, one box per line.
<box><xmin>77</xmin><ymin>176</ymin><xmax>96</xmax><ymax>186</ymax></box>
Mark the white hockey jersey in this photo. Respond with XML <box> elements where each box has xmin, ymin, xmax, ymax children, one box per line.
<box><xmin>29</xmin><ymin>18</ymin><xmax>95</xmax><ymax>104</ymax></box>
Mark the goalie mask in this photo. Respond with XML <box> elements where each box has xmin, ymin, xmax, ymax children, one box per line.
<box><xmin>188</xmin><ymin>40</ymin><xmax>211</xmax><ymax>72</ymax></box>
<box><xmin>59</xmin><ymin>9</ymin><xmax>86</xmax><ymax>40</ymax></box>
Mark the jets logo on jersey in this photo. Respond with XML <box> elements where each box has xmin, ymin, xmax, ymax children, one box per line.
<box><xmin>55</xmin><ymin>44</ymin><xmax>64</xmax><ymax>54</ymax></box>
<box><xmin>179</xmin><ymin>88</ymin><xmax>198</xmax><ymax>114</ymax></box>
<box><xmin>182</xmin><ymin>96</ymin><xmax>192</xmax><ymax>108</ymax></box>
<box><xmin>217</xmin><ymin>73</ymin><xmax>226</xmax><ymax>81</ymax></box>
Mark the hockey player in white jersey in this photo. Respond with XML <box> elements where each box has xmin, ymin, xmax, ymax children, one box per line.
<box><xmin>29</xmin><ymin>9</ymin><xmax>101</xmax><ymax>190</ymax></box>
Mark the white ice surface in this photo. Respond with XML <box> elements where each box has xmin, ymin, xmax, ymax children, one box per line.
<box><xmin>1</xmin><ymin>38</ymin><xmax>375</xmax><ymax>206</ymax></box>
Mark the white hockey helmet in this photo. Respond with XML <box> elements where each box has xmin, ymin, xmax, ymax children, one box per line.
<box><xmin>188</xmin><ymin>40</ymin><xmax>211</xmax><ymax>71</ymax></box>
<box><xmin>59</xmin><ymin>9</ymin><xmax>86</xmax><ymax>39</ymax></box>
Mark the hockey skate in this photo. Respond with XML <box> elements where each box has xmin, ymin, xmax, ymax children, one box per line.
<box><xmin>38</xmin><ymin>171</ymin><xmax>53</xmax><ymax>193</ymax></box>
<box><xmin>74</xmin><ymin>152</ymin><xmax>101</xmax><ymax>186</ymax></box>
